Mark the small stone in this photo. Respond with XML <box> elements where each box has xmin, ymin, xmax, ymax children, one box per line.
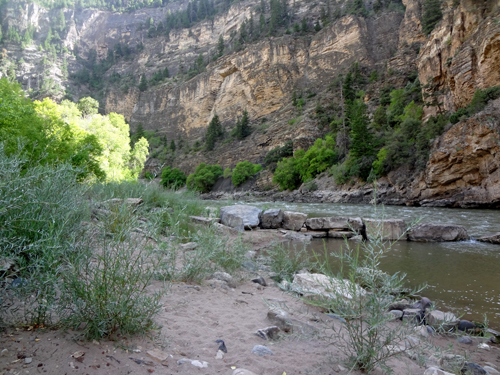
<box><xmin>255</xmin><ymin>326</ymin><xmax>280</xmax><ymax>340</ymax></box>
<box><xmin>424</xmin><ymin>367</ymin><xmax>455</xmax><ymax>375</ymax></box>
<box><xmin>215</xmin><ymin>350</ymin><xmax>224</xmax><ymax>360</ymax></box>
<box><xmin>232</xmin><ymin>369</ymin><xmax>259</xmax><ymax>375</ymax></box>
<box><xmin>212</xmin><ymin>271</ymin><xmax>235</xmax><ymax>287</ymax></box>
<box><xmin>190</xmin><ymin>360</ymin><xmax>208</xmax><ymax>368</ymax></box>
<box><xmin>180</xmin><ymin>242</ymin><xmax>198</xmax><ymax>251</ymax></box>
<box><xmin>251</xmin><ymin>276</ymin><xmax>267</xmax><ymax>286</ymax></box>
<box><xmin>24</xmin><ymin>358</ymin><xmax>32</xmax><ymax>364</ymax></box>
<box><xmin>414</xmin><ymin>326</ymin><xmax>429</xmax><ymax>338</ymax></box>
<box><xmin>215</xmin><ymin>339</ymin><xmax>227</xmax><ymax>353</ymax></box>
<box><xmin>478</xmin><ymin>343</ymin><xmax>490</xmax><ymax>350</ymax></box>
<box><xmin>439</xmin><ymin>354</ymin><xmax>465</xmax><ymax>372</ymax></box>
<box><xmin>251</xmin><ymin>345</ymin><xmax>273</xmax><ymax>356</ymax></box>
<box><xmin>146</xmin><ymin>348</ymin><xmax>169</xmax><ymax>362</ymax></box>
<box><xmin>72</xmin><ymin>351</ymin><xmax>85</xmax><ymax>359</ymax></box>
<box><xmin>1</xmin><ymin>349</ymin><xmax>8</xmax><ymax>356</ymax></box>
<box><xmin>389</xmin><ymin>310</ymin><xmax>404</xmax><ymax>319</ymax></box>
<box><xmin>458</xmin><ymin>336</ymin><xmax>472</xmax><ymax>344</ymax></box>
<box><xmin>461</xmin><ymin>362</ymin><xmax>489</xmax><ymax>375</ymax></box>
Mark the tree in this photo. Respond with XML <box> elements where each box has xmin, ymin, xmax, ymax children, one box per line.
<box><xmin>232</xmin><ymin>161</ymin><xmax>262</xmax><ymax>186</ymax></box>
<box><xmin>44</xmin><ymin>27</ymin><xmax>52</xmax><ymax>50</ymax></box>
<box><xmin>77</xmin><ymin>97</ymin><xmax>99</xmax><ymax>117</ymax></box>
<box><xmin>205</xmin><ymin>113</ymin><xmax>223</xmax><ymax>151</ymax></box>
<box><xmin>139</xmin><ymin>73</ymin><xmax>148</xmax><ymax>91</ymax></box>
<box><xmin>129</xmin><ymin>137</ymin><xmax>149</xmax><ymax>178</ymax></box>
<box><xmin>314</xmin><ymin>20</ymin><xmax>321</xmax><ymax>32</ymax></box>
<box><xmin>421</xmin><ymin>0</ymin><xmax>442</xmax><ymax>36</ymax></box>
<box><xmin>233</xmin><ymin>110</ymin><xmax>251</xmax><ymax>140</ymax></box>
<box><xmin>301</xmin><ymin>17</ymin><xmax>308</xmax><ymax>33</ymax></box>
<box><xmin>161</xmin><ymin>166</ymin><xmax>187</xmax><ymax>189</ymax></box>
<box><xmin>186</xmin><ymin>163</ymin><xmax>223</xmax><ymax>192</ymax></box>
<box><xmin>163</xmin><ymin>66</ymin><xmax>170</xmax><ymax>78</ymax></box>
<box><xmin>170</xmin><ymin>139</ymin><xmax>176</xmax><ymax>152</ymax></box>
<box><xmin>217</xmin><ymin>35</ymin><xmax>224</xmax><ymax>57</ymax></box>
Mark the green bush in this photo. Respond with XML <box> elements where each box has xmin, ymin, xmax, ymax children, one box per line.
<box><xmin>264</xmin><ymin>140</ymin><xmax>294</xmax><ymax>168</ymax></box>
<box><xmin>223</xmin><ymin>167</ymin><xmax>232</xmax><ymax>179</ymax></box>
<box><xmin>421</xmin><ymin>0</ymin><xmax>443</xmax><ymax>36</ymax></box>
<box><xmin>160</xmin><ymin>166</ymin><xmax>187</xmax><ymax>189</ymax></box>
<box><xmin>231</xmin><ymin>161</ymin><xmax>262</xmax><ymax>186</ymax></box>
<box><xmin>186</xmin><ymin>163</ymin><xmax>223</xmax><ymax>193</ymax></box>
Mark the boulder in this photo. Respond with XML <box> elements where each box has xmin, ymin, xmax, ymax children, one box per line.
<box><xmin>282</xmin><ymin>211</ymin><xmax>308</xmax><ymax>231</ymax></box>
<box><xmin>305</xmin><ymin>216</ymin><xmax>365</xmax><ymax>234</ymax></box>
<box><xmin>220</xmin><ymin>205</ymin><xmax>262</xmax><ymax>230</ymax></box>
<box><xmin>408</xmin><ymin>223</ymin><xmax>469</xmax><ymax>242</ymax></box>
<box><xmin>426</xmin><ymin>310</ymin><xmax>459</xmax><ymax>329</ymax></box>
<box><xmin>260</xmin><ymin>209</ymin><xmax>284</xmax><ymax>229</ymax></box>
<box><xmin>424</xmin><ymin>367</ymin><xmax>455</xmax><ymax>375</ymax></box>
<box><xmin>477</xmin><ymin>233</ymin><xmax>500</xmax><ymax>244</ymax></box>
<box><xmin>283</xmin><ymin>231</ymin><xmax>312</xmax><ymax>242</ymax></box>
<box><xmin>291</xmin><ymin>273</ymin><xmax>366</xmax><ymax>300</ymax></box>
<box><xmin>364</xmin><ymin>219</ymin><xmax>407</xmax><ymax>241</ymax></box>
<box><xmin>461</xmin><ymin>362</ymin><xmax>489</xmax><ymax>375</ymax></box>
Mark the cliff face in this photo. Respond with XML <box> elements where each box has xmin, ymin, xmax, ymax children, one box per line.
<box><xmin>417</xmin><ymin>0</ymin><xmax>500</xmax><ymax>115</ymax></box>
<box><xmin>2</xmin><ymin>0</ymin><xmax>500</xmax><ymax>206</ymax></box>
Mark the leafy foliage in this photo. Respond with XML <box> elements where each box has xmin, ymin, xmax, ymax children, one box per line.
<box><xmin>160</xmin><ymin>166</ymin><xmax>187</xmax><ymax>189</ymax></box>
<box><xmin>231</xmin><ymin>161</ymin><xmax>262</xmax><ymax>186</ymax></box>
<box><xmin>186</xmin><ymin>163</ymin><xmax>222</xmax><ymax>192</ymax></box>
<box><xmin>421</xmin><ymin>0</ymin><xmax>443</xmax><ymax>36</ymax></box>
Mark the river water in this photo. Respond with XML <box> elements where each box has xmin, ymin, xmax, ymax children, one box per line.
<box><xmin>212</xmin><ymin>200</ymin><xmax>500</xmax><ymax>329</ymax></box>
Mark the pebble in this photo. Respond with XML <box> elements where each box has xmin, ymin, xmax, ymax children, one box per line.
<box><xmin>1</xmin><ymin>349</ymin><xmax>8</xmax><ymax>356</ymax></box>
<box><xmin>478</xmin><ymin>343</ymin><xmax>490</xmax><ymax>350</ymax></box>
<box><xmin>458</xmin><ymin>336</ymin><xmax>472</xmax><ymax>344</ymax></box>
<box><xmin>251</xmin><ymin>345</ymin><xmax>273</xmax><ymax>357</ymax></box>
<box><xmin>215</xmin><ymin>350</ymin><xmax>224</xmax><ymax>360</ymax></box>
<box><xmin>251</xmin><ymin>276</ymin><xmax>267</xmax><ymax>287</ymax></box>
<box><xmin>255</xmin><ymin>326</ymin><xmax>280</xmax><ymax>340</ymax></box>
<box><xmin>232</xmin><ymin>369</ymin><xmax>258</xmax><ymax>375</ymax></box>
<box><xmin>24</xmin><ymin>357</ymin><xmax>32</xmax><ymax>364</ymax></box>
<box><xmin>146</xmin><ymin>348</ymin><xmax>169</xmax><ymax>362</ymax></box>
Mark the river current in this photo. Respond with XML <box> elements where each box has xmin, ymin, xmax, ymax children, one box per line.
<box><xmin>212</xmin><ymin>200</ymin><xmax>500</xmax><ymax>329</ymax></box>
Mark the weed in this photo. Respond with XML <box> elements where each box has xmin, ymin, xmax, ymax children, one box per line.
<box><xmin>265</xmin><ymin>242</ymin><xmax>312</xmax><ymax>283</ymax></box>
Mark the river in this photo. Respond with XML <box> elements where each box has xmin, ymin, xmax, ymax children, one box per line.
<box><xmin>212</xmin><ymin>200</ymin><xmax>500</xmax><ymax>329</ymax></box>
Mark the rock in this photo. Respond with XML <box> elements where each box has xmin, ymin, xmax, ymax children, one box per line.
<box><xmin>190</xmin><ymin>216</ymin><xmax>220</xmax><ymax>225</ymax></box>
<box><xmin>211</xmin><ymin>271</ymin><xmax>235</xmax><ymax>287</ymax></box>
<box><xmin>387</xmin><ymin>299</ymin><xmax>413</xmax><ymax>311</ymax></box>
<box><xmin>291</xmin><ymin>273</ymin><xmax>366</xmax><ymax>300</ymax></box>
<box><xmin>215</xmin><ymin>350</ymin><xmax>224</xmax><ymax>359</ymax></box>
<box><xmin>478</xmin><ymin>343</ymin><xmax>490</xmax><ymax>351</ymax></box>
<box><xmin>1</xmin><ymin>349</ymin><xmax>8</xmax><ymax>356</ymax></box>
<box><xmin>213</xmin><ymin>222</ymin><xmax>241</xmax><ymax>235</ymax></box>
<box><xmin>282</xmin><ymin>211</ymin><xmax>308</xmax><ymax>231</ymax></box>
<box><xmin>414</xmin><ymin>326</ymin><xmax>429</xmax><ymax>338</ymax></box>
<box><xmin>457</xmin><ymin>320</ymin><xmax>482</xmax><ymax>334</ymax></box>
<box><xmin>461</xmin><ymin>362</ymin><xmax>489</xmax><ymax>375</ymax></box>
<box><xmin>146</xmin><ymin>349</ymin><xmax>169</xmax><ymax>362</ymax></box>
<box><xmin>260</xmin><ymin>209</ymin><xmax>284</xmax><ymax>229</ymax></box>
<box><xmin>408</xmin><ymin>223</ymin><xmax>469</xmax><ymax>242</ymax></box>
<box><xmin>389</xmin><ymin>310</ymin><xmax>404</xmax><ymax>319</ymax></box>
<box><xmin>24</xmin><ymin>357</ymin><xmax>32</xmax><ymax>364</ymax></box>
<box><xmin>255</xmin><ymin>326</ymin><xmax>280</xmax><ymax>340</ymax></box>
<box><xmin>232</xmin><ymin>369</ymin><xmax>259</xmax><ymax>375</ymax></box>
<box><xmin>251</xmin><ymin>276</ymin><xmax>266</xmax><ymax>286</ymax></box>
<box><xmin>242</xmin><ymin>261</ymin><xmax>257</xmax><ymax>272</ymax></box>
<box><xmin>424</xmin><ymin>367</ymin><xmax>455</xmax><ymax>375</ymax></box>
<box><xmin>477</xmin><ymin>233</ymin><xmax>500</xmax><ymax>244</ymax></box>
<box><xmin>349</xmin><ymin>235</ymin><xmax>364</xmax><ymax>242</ymax></box>
<box><xmin>364</xmin><ymin>218</ymin><xmax>407</xmax><ymax>240</ymax></box>
<box><xmin>220</xmin><ymin>205</ymin><xmax>262</xmax><ymax>229</ymax></box>
<box><xmin>251</xmin><ymin>345</ymin><xmax>273</xmax><ymax>356</ymax></box>
<box><xmin>439</xmin><ymin>354</ymin><xmax>466</xmax><ymax>372</ymax></box>
<box><xmin>413</xmin><ymin>297</ymin><xmax>433</xmax><ymax>310</ymax></box>
<box><xmin>327</xmin><ymin>230</ymin><xmax>355</xmax><ymax>239</ymax></box>
<box><xmin>426</xmin><ymin>310</ymin><xmax>459</xmax><ymax>329</ymax></box>
<box><xmin>267</xmin><ymin>309</ymin><xmax>318</xmax><ymax>335</ymax></box>
<box><xmin>180</xmin><ymin>242</ymin><xmax>197</xmax><ymax>251</ymax></box>
<box><xmin>177</xmin><ymin>358</ymin><xmax>208</xmax><ymax>368</ymax></box>
<box><xmin>215</xmin><ymin>339</ymin><xmax>227</xmax><ymax>353</ymax></box>
<box><xmin>306</xmin><ymin>216</ymin><xmax>365</xmax><ymax>232</ymax></box>
<box><xmin>402</xmin><ymin>308</ymin><xmax>425</xmax><ymax>323</ymax></box>
<box><xmin>283</xmin><ymin>231</ymin><xmax>312</xmax><ymax>242</ymax></box>
<box><xmin>458</xmin><ymin>336</ymin><xmax>473</xmax><ymax>344</ymax></box>
<box><xmin>484</xmin><ymin>366</ymin><xmax>500</xmax><ymax>375</ymax></box>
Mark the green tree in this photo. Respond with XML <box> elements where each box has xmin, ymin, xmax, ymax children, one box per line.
<box><xmin>44</xmin><ymin>27</ymin><xmax>52</xmax><ymax>50</ymax></box>
<box><xmin>205</xmin><ymin>113</ymin><xmax>223</xmax><ymax>151</ymax></box>
<box><xmin>217</xmin><ymin>35</ymin><xmax>224</xmax><ymax>57</ymax></box>
<box><xmin>314</xmin><ymin>20</ymin><xmax>321</xmax><ymax>32</ymax></box>
<box><xmin>232</xmin><ymin>161</ymin><xmax>262</xmax><ymax>186</ymax></box>
<box><xmin>170</xmin><ymin>139</ymin><xmax>176</xmax><ymax>152</ymax></box>
<box><xmin>161</xmin><ymin>166</ymin><xmax>187</xmax><ymax>189</ymax></box>
<box><xmin>186</xmin><ymin>163</ymin><xmax>223</xmax><ymax>192</ymax></box>
<box><xmin>77</xmin><ymin>97</ymin><xmax>99</xmax><ymax>117</ymax></box>
<box><xmin>139</xmin><ymin>73</ymin><xmax>148</xmax><ymax>91</ymax></box>
<box><xmin>233</xmin><ymin>110</ymin><xmax>251</xmax><ymax>140</ymax></box>
<box><xmin>129</xmin><ymin>137</ymin><xmax>149</xmax><ymax>178</ymax></box>
<box><xmin>273</xmin><ymin>156</ymin><xmax>301</xmax><ymax>190</ymax></box>
<box><xmin>421</xmin><ymin>0</ymin><xmax>442</xmax><ymax>36</ymax></box>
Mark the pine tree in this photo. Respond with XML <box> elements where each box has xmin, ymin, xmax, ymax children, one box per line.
<box><xmin>44</xmin><ymin>27</ymin><xmax>52</xmax><ymax>50</ymax></box>
<box><xmin>170</xmin><ymin>139</ymin><xmax>176</xmax><ymax>152</ymax></box>
<box><xmin>205</xmin><ymin>113</ymin><xmax>222</xmax><ymax>151</ymax></box>
<box><xmin>421</xmin><ymin>0</ymin><xmax>442</xmax><ymax>35</ymax></box>
<box><xmin>235</xmin><ymin>110</ymin><xmax>251</xmax><ymax>140</ymax></box>
<box><xmin>301</xmin><ymin>17</ymin><xmax>308</xmax><ymax>33</ymax></box>
<box><xmin>314</xmin><ymin>20</ymin><xmax>321</xmax><ymax>32</ymax></box>
<box><xmin>163</xmin><ymin>66</ymin><xmax>170</xmax><ymax>78</ymax></box>
<box><xmin>139</xmin><ymin>73</ymin><xmax>148</xmax><ymax>91</ymax></box>
<box><xmin>217</xmin><ymin>35</ymin><xmax>224</xmax><ymax>57</ymax></box>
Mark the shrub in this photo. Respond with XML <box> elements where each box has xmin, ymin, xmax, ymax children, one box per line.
<box><xmin>273</xmin><ymin>157</ymin><xmax>301</xmax><ymax>190</ymax></box>
<box><xmin>160</xmin><ymin>166</ymin><xmax>187</xmax><ymax>189</ymax></box>
<box><xmin>265</xmin><ymin>242</ymin><xmax>312</xmax><ymax>283</ymax></box>
<box><xmin>264</xmin><ymin>140</ymin><xmax>294</xmax><ymax>167</ymax></box>
<box><xmin>421</xmin><ymin>0</ymin><xmax>443</xmax><ymax>36</ymax></box>
<box><xmin>231</xmin><ymin>161</ymin><xmax>262</xmax><ymax>186</ymax></box>
<box><xmin>223</xmin><ymin>167</ymin><xmax>232</xmax><ymax>179</ymax></box>
<box><xmin>306</xmin><ymin>220</ymin><xmax>425</xmax><ymax>373</ymax></box>
<box><xmin>186</xmin><ymin>163</ymin><xmax>223</xmax><ymax>192</ymax></box>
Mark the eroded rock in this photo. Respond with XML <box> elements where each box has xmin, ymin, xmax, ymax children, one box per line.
<box><xmin>408</xmin><ymin>223</ymin><xmax>469</xmax><ymax>242</ymax></box>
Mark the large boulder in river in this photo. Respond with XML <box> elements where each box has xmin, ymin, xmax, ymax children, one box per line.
<box><xmin>282</xmin><ymin>211</ymin><xmax>307</xmax><ymax>231</ymax></box>
<box><xmin>260</xmin><ymin>209</ymin><xmax>284</xmax><ymax>229</ymax></box>
<box><xmin>408</xmin><ymin>223</ymin><xmax>469</xmax><ymax>242</ymax></box>
<box><xmin>220</xmin><ymin>205</ymin><xmax>262</xmax><ymax>230</ymax></box>
<box><xmin>306</xmin><ymin>217</ymin><xmax>366</xmax><ymax>239</ymax></box>
<box><xmin>364</xmin><ymin>219</ymin><xmax>407</xmax><ymax>241</ymax></box>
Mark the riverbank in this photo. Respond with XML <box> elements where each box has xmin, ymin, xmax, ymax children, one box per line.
<box><xmin>2</xmin><ymin>227</ymin><xmax>500</xmax><ymax>375</ymax></box>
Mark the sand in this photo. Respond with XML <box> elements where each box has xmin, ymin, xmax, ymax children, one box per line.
<box><xmin>1</xmin><ymin>230</ymin><xmax>499</xmax><ymax>375</ymax></box>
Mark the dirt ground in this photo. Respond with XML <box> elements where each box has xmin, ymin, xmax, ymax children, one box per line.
<box><xmin>1</xmin><ymin>230</ymin><xmax>499</xmax><ymax>375</ymax></box>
